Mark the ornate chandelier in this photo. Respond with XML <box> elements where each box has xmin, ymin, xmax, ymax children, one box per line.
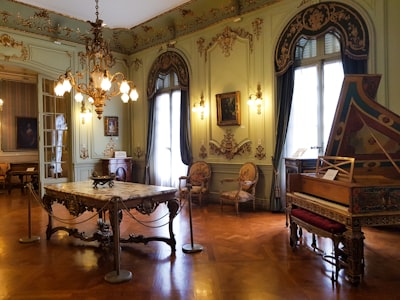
<box><xmin>54</xmin><ymin>0</ymin><xmax>138</xmax><ymax>119</ymax></box>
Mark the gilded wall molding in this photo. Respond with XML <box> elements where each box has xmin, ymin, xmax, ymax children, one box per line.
<box><xmin>197</xmin><ymin>26</ymin><xmax>254</xmax><ymax>62</ymax></box>
<box><xmin>1</xmin><ymin>0</ymin><xmax>280</xmax><ymax>55</ymax></box>
<box><xmin>252</xmin><ymin>18</ymin><xmax>264</xmax><ymax>41</ymax></box>
<box><xmin>275</xmin><ymin>1</ymin><xmax>369</xmax><ymax>76</ymax></box>
<box><xmin>199</xmin><ymin>144</ymin><xmax>208</xmax><ymax>159</ymax></box>
<box><xmin>254</xmin><ymin>144</ymin><xmax>266</xmax><ymax>160</ymax></box>
<box><xmin>131</xmin><ymin>58</ymin><xmax>143</xmax><ymax>72</ymax></box>
<box><xmin>0</xmin><ymin>33</ymin><xmax>28</xmax><ymax>61</ymax></box>
<box><xmin>209</xmin><ymin>129</ymin><xmax>251</xmax><ymax>160</ymax></box>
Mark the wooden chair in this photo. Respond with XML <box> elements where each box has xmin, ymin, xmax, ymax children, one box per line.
<box><xmin>220</xmin><ymin>162</ymin><xmax>259</xmax><ymax>215</ymax></box>
<box><xmin>0</xmin><ymin>163</ymin><xmax>10</xmax><ymax>190</ymax></box>
<box><xmin>178</xmin><ymin>161</ymin><xmax>211</xmax><ymax>206</ymax></box>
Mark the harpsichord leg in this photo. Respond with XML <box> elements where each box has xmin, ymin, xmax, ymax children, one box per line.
<box><xmin>343</xmin><ymin>227</ymin><xmax>364</xmax><ymax>285</ymax></box>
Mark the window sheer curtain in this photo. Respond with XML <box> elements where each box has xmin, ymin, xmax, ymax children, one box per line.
<box><xmin>144</xmin><ymin>89</ymin><xmax>192</xmax><ymax>187</ymax></box>
<box><xmin>151</xmin><ymin>91</ymin><xmax>187</xmax><ymax>187</ymax></box>
<box><xmin>271</xmin><ymin>2</ymin><xmax>369</xmax><ymax>211</ymax></box>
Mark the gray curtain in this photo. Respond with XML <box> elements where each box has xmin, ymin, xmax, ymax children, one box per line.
<box><xmin>270</xmin><ymin>66</ymin><xmax>295</xmax><ymax>211</ymax></box>
<box><xmin>144</xmin><ymin>97</ymin><xmax>156</xmax><ymax>184</ymax></box>
<box><xmin>180</xmin><ymin>89</ymin><xmax>193</xmax><ymax>165</ymax></box>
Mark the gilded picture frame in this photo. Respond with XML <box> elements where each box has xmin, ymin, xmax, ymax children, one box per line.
<box><xmin>216</xmin><ymin>91</ymin><xmax>241</xmax><ymax>126</ymax></box>
<box><xmin>104</xmin><ymin>116</ymin><xmax>119</xmax><ymax>136</ymax></box>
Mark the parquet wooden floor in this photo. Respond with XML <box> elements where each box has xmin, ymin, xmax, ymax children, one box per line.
<box><xmin>1</xmin><ymin>188</ymin><xmax>400</xmax><ymax>299</ymax></box>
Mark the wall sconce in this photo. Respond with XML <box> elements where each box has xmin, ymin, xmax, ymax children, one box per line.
<box><xmin>0</xmin><ymin>98</ymin><xmax>3</xmax><ymax>111</ymax></box>
<box><xmin>247</xmin><ymin>84</ymin><xmax>263</xmax><ymax>114</ymax></box>
<box><xmin>80</xmin><ymin>101</ymin><xmax>92</xmax><ymax>125</ymax></box>
<box><xmin>192</xmin><ymin>94</ymin><xmax>207</xmax><ymax>120</ymax></box>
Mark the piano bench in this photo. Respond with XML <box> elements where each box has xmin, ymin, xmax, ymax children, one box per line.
<box><xmin>289</xmin><ymin>208</ymin><xmax>346</xmax><ymax>282</ymax></box>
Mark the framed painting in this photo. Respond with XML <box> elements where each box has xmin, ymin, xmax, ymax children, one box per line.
<box><xmin>104</xmin><ymin>116</ymin><xmax>119</xmax><ymax>136</ymax></box>
<box><xmin>17</xmin><ymin>117</ymin><xmax>38</xmax><ymax>149</ymax></box>
<box><xmin>216</xmin><ymin>91</ymin><xmax>241</xmax><ymax>126</ymax></box>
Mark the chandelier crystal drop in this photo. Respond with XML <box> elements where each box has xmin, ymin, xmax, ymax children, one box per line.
<box><xmin>54</xmin><ymin>0</ymin><xmax>138</xmax><ymax>119</ymax></box>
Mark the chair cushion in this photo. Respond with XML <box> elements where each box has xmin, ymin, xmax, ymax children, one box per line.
<box><xmin>221</xmin><ymin>190</ymin><xmax>254</xmax><ymax>203</ymax></box>
<box><xmin>291</xmin><ymin>208</ymin><xmax>346</xmax><ymax>234</ymax></box>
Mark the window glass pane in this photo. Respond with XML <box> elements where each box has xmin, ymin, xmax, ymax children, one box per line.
<box><xmin>170</xmin><ymin>90</ymin><xmax>186</xmax><ymax>187</ymax></box>
<box><xmin>303</xmin><ymin>39</ymin><xmax>316</xmax><ymax>59</ymax></box>
<box><xmin>163</xmin><ymin>74</ymin><xmax>170</xmax><ymax>88</ymax></box>
<box><xmin>286</xmin><ymin>65</ymin><xmax>319</xmax><ymax>158</ymax></box>
<box><xmin>322</xmin><ymin>61</ymin><xmax>344</xmax><ymax>148</ymax></box>
<box><xmin>153</xmin><ymin>93</ymin><xmax>171</xmax><ymax>186</ymax></box>
<box><xmin>173</xmin><ymin>73</ymin><xmax>179</xmax><ymax>86</ymax></box>
<box><xmin>156</xmin><ymin>75</ymin><xmax>165</xmax><ymax>90</ymax></box>
<box><xmin>325</xmin><ymin>33</ymin><xmax>341</xmax><ymax>54</ymax></box>
<box><xmin>295</xmin><ymin>38</ymin><xmax>317</xmax><ymax>60</ymax></box>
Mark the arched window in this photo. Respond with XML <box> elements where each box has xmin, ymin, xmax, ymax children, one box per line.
<box><xmin>144</xmin><ymin>51</ymin><xmax>192</xmax><ymax>187</ymax></box>
<box><xmin>271</xmin><ymin>2</ymin><xmax>369</xmax><ymax>210</ymax></box>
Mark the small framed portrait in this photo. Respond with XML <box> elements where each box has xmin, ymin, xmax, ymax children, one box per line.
<box><xmin>16</xmin><ymin>117</ymin><xmax>38</xmax><ymax>149</ymax></box>
<box><xmin>104</xmin><ymin>116</ymin><xmax>119</xmax><ymax>136</ymax></box>
<box><xmin>216</xmin><ymin>91</ymin><xmax>241</xmax><ymax>126</ymax></box>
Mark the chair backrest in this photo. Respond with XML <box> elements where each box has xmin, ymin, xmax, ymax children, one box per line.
<box><xmin>239</xmin><ymin>162</ymin><xmax>259</xmax><ymax>192</ymax></box>
<box><xmin>188</xmin><ymin>161</ymin><xmax>211</xmax><ymax>186</ymax></box>
<box><xmin>0</xmin><ymin>163</ymin><xmax>10</xmax><ymax>176</ymax></box>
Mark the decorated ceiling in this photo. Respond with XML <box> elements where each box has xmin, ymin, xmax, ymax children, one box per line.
<box><xmin>1</xmin><ymin>0</ymin><xmax>280</xmax><ymax>55</ymax></box>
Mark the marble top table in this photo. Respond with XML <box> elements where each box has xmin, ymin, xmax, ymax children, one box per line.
<box><xmin>42</xmin><ymin>181</ymin><xmax>179</xmax><ymax>283</ymax></box>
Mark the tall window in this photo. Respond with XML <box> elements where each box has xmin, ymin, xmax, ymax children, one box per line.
<box><xmin>285</xmin><ymin>33</ymin><xmax>344</xmax><ymax>158</ymax></box>
<box><xmin>150</xmin><ymin>71</ymin><xmax>187</xmax><ymax>187</ymax></box>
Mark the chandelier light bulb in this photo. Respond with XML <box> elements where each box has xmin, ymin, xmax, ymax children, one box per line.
<box><xmin>101</xmin><ymin>77</ymin><xmax>112</xmax><ymax>91</ymax></box>
<box><xmin>88</xmin><ymin>97</ymin><xmax>94</xmax><ymax>103</ymax></box>
<box><xmin>121</xmin><ymin>93</ymin><xmax>129</xmax><ymax>103</ymax></box>
<box><xmin>120</xmin><ymin>80</ymin><xmax>130</xmax><ymax>94</ymax></box>
<box><xmin>62</xmin><ymin>79</ymin><xmax>72</xmax><ymax>92</ymax></box>
<box><xmin>74</xmin><ymin>92</ymin><xmax>84</xmax><ymax>102</ymax></box>
<box><xmin>54</xmin><ymin>82</ymin><xmax>65</xmax><ymax>96</ymax></box>
<box><xmin>129</xmin><ymin>88</ymin><xmax>139</xmax><ymax>101</ymax></box>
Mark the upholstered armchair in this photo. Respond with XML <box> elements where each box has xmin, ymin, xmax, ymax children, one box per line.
<box><xmin>0</xmin><ymin>163</ymin><xmax>10</xmax><ymax>189</ymax></box>
<box><xmin>178</xmin><ymin>161</ymin><xmax>211</xmax><ymax>206</ymax></box>
<box><xmin>220</xmin><ymin>162</ymin><xmax>259</xmax><ymax>215</ymax></box>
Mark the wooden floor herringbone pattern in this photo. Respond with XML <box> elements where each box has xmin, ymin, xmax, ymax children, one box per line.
<box><xmin>1</xmin><ymin>188</ymin><xmax>400</xmax><ymax>299</ymax></box>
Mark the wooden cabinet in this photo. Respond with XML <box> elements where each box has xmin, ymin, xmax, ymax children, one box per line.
<box><xmin>102</xmin><ymin>158</ymin><xmax>133</xmax><ymax>182</ymax></box>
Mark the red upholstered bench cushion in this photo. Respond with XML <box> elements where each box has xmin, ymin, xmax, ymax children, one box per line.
<box><xmin>291</xmin><ymin>208</ymin><xmax>346</xmax><ymax>234</ymax></box>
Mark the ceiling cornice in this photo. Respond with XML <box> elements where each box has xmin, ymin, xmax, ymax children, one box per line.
<box><xmin>1</xmin><ymin>0</ymin><xmax>280</xmax><ymax>55</ymax></box>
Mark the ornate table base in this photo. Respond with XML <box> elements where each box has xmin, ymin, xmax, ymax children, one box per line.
<box><xmin>41</xmin><ymin>181</ymin><xmax>179</xmax><ymax>282</ymax></box>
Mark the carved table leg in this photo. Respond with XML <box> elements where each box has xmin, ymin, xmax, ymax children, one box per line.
<box><xmin>41</xmin><ymin>195</ymin><xmax>54</xmax><ymax>240</ymax></box>
<box><xmin>104</xmin><ymin>197</ymin><xmax>132</xmax><ymax>283</ymax></box>
<box><xmin>167</xmin><ymin>198</ymin><xmax>180</xmax><ymax>253</ymax></box>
